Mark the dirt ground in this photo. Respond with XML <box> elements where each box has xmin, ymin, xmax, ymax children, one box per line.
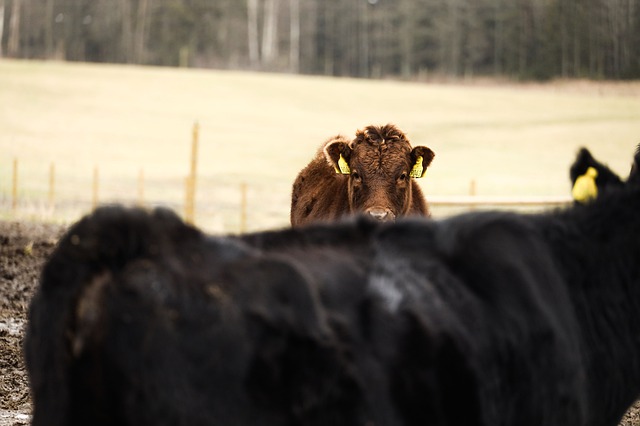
<box><xmin>0</xmin><ymin>220</ymin><xmax>63</xmax><ymax>426</ymax></box>
<box><xmin>1</xmin><ymin>219</ymin><xmax>640</xmax><ymax>425</ymax></box>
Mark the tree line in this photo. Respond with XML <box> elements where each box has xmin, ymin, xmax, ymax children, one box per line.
<box><xmin>1</xmin><ymin>0</ymin><xmax>638</xmax><ymax>80</ymax></box>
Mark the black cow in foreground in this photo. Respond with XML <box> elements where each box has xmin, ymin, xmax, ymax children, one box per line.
<box><xmin>25</xmin><ymin>151</ymin><xmax>640</xmax><ymax>426</ymax></box>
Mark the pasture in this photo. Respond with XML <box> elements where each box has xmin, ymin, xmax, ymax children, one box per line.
<box><xmin>1</xmin><ymin>59</ymin><xmax>639</xmax><ymax>232</ymax></box>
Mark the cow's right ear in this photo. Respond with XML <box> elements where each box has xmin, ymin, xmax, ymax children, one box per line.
<box><xmin>323</xmin><ymin>136</ymin><xmax>353</xmax><ymax>175</ymax></box>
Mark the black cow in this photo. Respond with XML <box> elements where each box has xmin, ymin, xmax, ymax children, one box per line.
<box><xmin>569</xmin><ymin>147</ymin><xmax>625</xmax><ymax>202</ymax></box>
<box><xmin>628</xmin><ymin>144</ymin><xmax>640</xmax><ymax>185</ymax></box>
<box><xmin>25</xmin><ymin>150</ymin><xmax>640</xmax><ymax>426</ymax></box>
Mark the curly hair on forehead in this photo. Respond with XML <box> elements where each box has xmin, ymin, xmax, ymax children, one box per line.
<box><xmin>354</xmin><ymin>124</ymin><xmax>408</xmax><ymax>146</ymax></box>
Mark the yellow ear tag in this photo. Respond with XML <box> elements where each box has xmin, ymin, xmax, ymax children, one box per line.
<box><xmin>409</xmin><ymin>155</ymin><xmax>425</xmax><ymax>178</ymax></box>
<box><xmin>572</xmin><ymin>166</ymin><xmax>598</xmax><ymax>203</ymax></box>
<box><xmin>338</xmin><ymin>154</ymin><xmax>351</xmax><ymax>175</ymax></box>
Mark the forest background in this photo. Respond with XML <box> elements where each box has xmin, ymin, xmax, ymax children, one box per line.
<box><xmin>1</xmin><ymin>0</ymin><xmax>638</xmax><ymax>81</ymax></box>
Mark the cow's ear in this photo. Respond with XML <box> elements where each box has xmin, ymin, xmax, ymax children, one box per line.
<box><xmin>324</xmin><ymin>136</ymin><xmax>352</xmax><ymax>175</ymax></box>
<box><xmin>409</xmin><ymin>146</ymin><xmax>435</xmax><ymax>179</ymax></box>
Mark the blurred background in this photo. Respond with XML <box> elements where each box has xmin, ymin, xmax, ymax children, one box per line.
<box><xmin>2</xmin><ymin>0</ymin><xmax>639</xmax><ymax>79</ymax></box>
<box><xmin>1</xmin><ymin>0</ymin><xmax>639</xmax><ymax>233</ymax></box>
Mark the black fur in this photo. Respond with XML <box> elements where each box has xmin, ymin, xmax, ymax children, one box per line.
<box><xmin>25</xmin><ymin>154</ymin><xmax>640</xmax><ymax>425</ymax></box>
<box><xmin>628</xmin><ymin>144</ymin><xmax>640</xmax><ymax>185</ymax></box>
<box><xmin>569</xmin><ymin>147</ymin><xmax>625</xmax><ymax>196</ymax></box>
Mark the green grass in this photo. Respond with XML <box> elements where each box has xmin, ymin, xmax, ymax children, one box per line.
<box><xmin>1</xmin><ymin>59</ymin><xmax>639</xmax><ymax>232</ymax></box>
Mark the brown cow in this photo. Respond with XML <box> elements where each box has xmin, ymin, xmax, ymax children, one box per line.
<box><xmin>290</xmin><ymin>124</ymin><xmax>435</xmax><ymax>226</ymax></box>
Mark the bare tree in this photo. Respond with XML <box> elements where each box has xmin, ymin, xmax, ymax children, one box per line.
<box><xmin>248</xmin><ymin>0</ymin><xmax>260</xmax><ymax>66</ymax></box>
<box><xmin>7</xmin><ymin>0</ymin><xmax>21</xmax><ymax>57</ymax></box>
<box><xmin>43</xmin><ymin>0</ymin><xmax>54</xmax><ymax>57</ymax></box>
<box><xmin>289</xmin><ymin>0</ymin><xmax>300</xmax><ymax>72</ymax></box>
<box><xmin>133</xmin><ymin>0</ymin><xmax>149</xmax><ymax>64</ymax></box>
<box><xmin>0</xmin><ymin>0</ymin><xmax>4</xmax><ymax>57</ymax></box>
<box><xmin>262</xmin><ymin>0</ymin><xmax>279</xmax><ymax>64</ymax></box>
<box><xmin>121</xmin><ymin>0</ymin><xmax>133</xmax><ymax>62</ymax></box>
<box><xmin>360</xmin><ymin>0</ymin><xmax>370</xmax><ymax>77</ymax></box>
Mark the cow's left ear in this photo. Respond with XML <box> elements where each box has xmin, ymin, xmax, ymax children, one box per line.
<box><xmin>323</xmin><ymin>136</ymin><xmax>353</xmax><ymax>175</ymax></box>
<box><xmin>409</xmin><ymin>146</ymin><xmax>435</xmax><ymax>179</ymax></box>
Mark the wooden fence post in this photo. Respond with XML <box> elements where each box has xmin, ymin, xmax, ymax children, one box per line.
<box><xmin>184</xmin><ymin>175</ymin><xmax>194</xmax><ymax>224</ymax></box>
<box><xmin>190</xmin><ymin>121</ymin><xmax>199</xmax><ymax>182</ymax></box>
<box><xmin>185</xmin><ymin>122</ymin><xmax>199</xmax><ymax>224</ymax></box>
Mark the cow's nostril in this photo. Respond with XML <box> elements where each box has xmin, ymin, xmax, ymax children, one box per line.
<box><xmin>368</xmin><ymin>208</ymin><xmax>391</xmax><ymax>221</ymax></box>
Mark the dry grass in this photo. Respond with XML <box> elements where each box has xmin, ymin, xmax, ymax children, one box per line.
<box><xmin>1</xmin><ymin>59</ymin><xmax>639</xmax><ymax>232</ymax></box>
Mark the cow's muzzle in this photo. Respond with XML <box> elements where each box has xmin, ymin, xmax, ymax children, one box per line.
<box><xmin>365</xmin><ymin>207</ymin><xmax>396</xmax><ymax>222</ymax></box>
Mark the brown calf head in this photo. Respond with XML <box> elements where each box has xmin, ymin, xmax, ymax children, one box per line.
<box><xmin>324</xmin><ymin>124</ymin><xmax>435</xmax><ymax>221</ymax></box>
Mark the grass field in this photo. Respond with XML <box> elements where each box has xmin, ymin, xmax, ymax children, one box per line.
<box><xmin>1</xmin><ymin>59</ymin><xmax>639</xmax><ymax>232</ymax></box>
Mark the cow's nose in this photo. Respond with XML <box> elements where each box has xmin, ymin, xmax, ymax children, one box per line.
<box><xmin>366</xmin><ymin>208</ymin><xmax>394</xmax><ymax>221</ymax></box>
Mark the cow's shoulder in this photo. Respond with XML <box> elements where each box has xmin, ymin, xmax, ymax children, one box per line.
<box><xmin>291</xmin><ymin>148</ymin><xmax>350</xmax><ymax>226</ymax></box>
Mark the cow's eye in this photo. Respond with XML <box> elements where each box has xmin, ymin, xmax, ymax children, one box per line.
<box><xmin>398</xmin><ymin>173</ymin><xmax>407</xmax><ymax>181</ymax></box>
<box><xmin>351</xmin><ymin>171</ymin><xmax>361</xmax><ymax>181</ymax></box>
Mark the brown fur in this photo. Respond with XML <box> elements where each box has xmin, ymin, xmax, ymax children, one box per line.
<box><xmin>291</xmin><ymin>124</ymin><xmax>435</xmax><ymax>226</ymax></box>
